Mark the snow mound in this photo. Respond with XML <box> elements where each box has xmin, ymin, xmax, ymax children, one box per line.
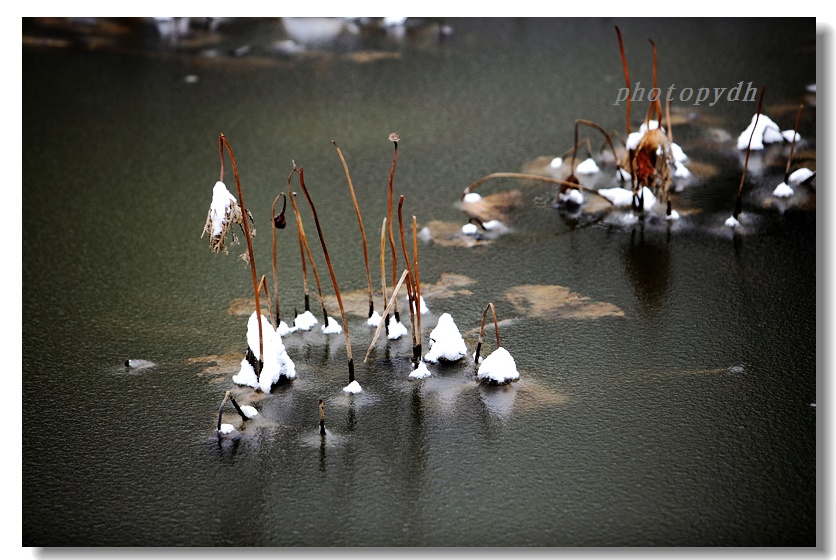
<box><xmin>343</xmin><ymin>380</ymin><xmax>362</xmax><ymax>394</ymax></box>
<box><xmin>409</xmin><ymin>361</ymin><xmax>432</xmax><ymax>379</ymax></box>
<box><xmin>424</xmin><ymin>313</ymin><xmax>468</xmax><ymax>363</ymax></box>
<box><xmin>294</xmin><ymin>310</ymin><xmax>318</xmax><ymax>331</ymax></box>
<box><xmin>772</xmin><ymin>182</ymin><xmax>794</xmax><ymax>198</ymax></box>
<box><xmin>575</xmin><ymin>157</ymin><xmax>599</xmax><ymax>175</ymax></box>
<box><xmin>476</xmin><ymin>347</ymin><xmax>520</xmax><ymax>385</ymax></box>
<box><xmin>387</xmin><ymin>316</ymin><xmax>408</xmax><ymax>340</ymax></box>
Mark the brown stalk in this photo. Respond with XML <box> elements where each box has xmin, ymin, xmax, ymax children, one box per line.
<box><xmin>298</xmin><ymin>168</ymin><xmax>355</xmax><ymax>383</ymax></box>
<box><xmin>649</xmin><ymin>38</ymin><xmax>662</xmax><ymax>128</ymax></box>
<box><xmin>734</xmin><ymin>85</ymin><xmax>765</xmax><ymax>220</ymax></box>
<box><xmin>289</xmin><ymin>189</ymin><xmax>330</xmax><ymax>326</ymax></box>
<box><xmin>474</xmin><ymin>303</ymin><xmax>501</xmax><ymax>364</ymax></box>
<box><xmin>216</xmin><ymin>390</ymin><xmax>248</xmax><ymax>432</ymax></box>
<box><xmin>333</xmin><ymin>140</ymin><xmax>375</xmax><ymax>319</ymax></box>
<box><xmin>397</xmin><ymin>195</ymin><xmax>419</xmax><ymax>365</ymax></box>
<box><xmin>257</xmin><ymin>275</ymin><xmax>274</xmax><ymax>329</ymax></box>
<box><xmin>271</xmin><ymin>191</ymin><xmax>287</xmax><ymax>327</ymax></box>
<box><xmin>219</xmin><ymin>134</ymin><xmax>263</xmax><ymax>375</ymax></box>
<box><xmin>287</xmin><ymin>164</ymin><xmax>311</xmax><ymax>314</ymax></box>
<box><xmin>576</xmin><ymin>119</ymin><xmax>621</xmax><ymax>169</ymax></box>
<box><xmin>386</xmin><ymin>133</ymin><xmax>401</xmax><ymax>323</ymax></box>
<box><xmin>615</xmin><ymin>25</ymin><xmax>632</xmax><ymax>135</ymax></box>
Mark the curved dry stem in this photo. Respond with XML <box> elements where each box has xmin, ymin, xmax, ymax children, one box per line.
<box><xmin>288</xmin><ymin>163</ymin><xmax>310</xmax><ymax>312</ymax></box>
<box><xmin>649</xmin><ymin>38</ymin><xmax>662</xmax><ymax>128</ymax></box>
<box><xmin>560</xmin><ymin>136</ymin><xmax>592</xmax><ymax>162</ymax></box>
<box><xmin>784</xmin><ymin>104</ymin><xmax>804</xmax><ymax>183</ymax></box>
<box><xmin>219</xmin><ymin>133</ymin><xmax>262</xmax><ymax>374</ymax></box>
<box><xmin>474</xmin><ymin>302</ymin><xmax>500</xmax><ymax>364</ymax></box>
<box><xmin>397</xmin><ymin>196</ymin><xmax>419</xmax><ymax>362</ymax></box>
<box><xmin>298</xmin><ymin>168</ymin><xmax>355</xmax><ymax>382</ymax></box>
<box><xmin>577</xmin><ymin>119</ymin><xmax>621</xmax><ymax>167</ymax></box>
<box><xmin>386</xmin><ymin>137</ymin><xmax>401</xmax><ymax>322</ymax></box>
<box><xmin>289</xmin><ymin>190</ymin><xmax>329</xmax><ymax>324</ymax></box>
<box><xmin>735</xmin><ymin>85</ymin><xmax>766</xmax><ymax>219</ymax></box>
<box><xmin>333</xmin><ymin>140</ymin><xmax>374</xmax><ymax>318</ymax></box>
<box><xmin>461</xmin><ymin>172</ymin><xmax>614</xmax><ymax>205</ymax></box>
<box><xmin>615</xmin><ymin>25</ymin><xmax>632</xmax><ymax>135</ymax></box>
<box><xmin>271</xmin><ymin>190</ymin><xmax>287</xmax><ymax>325</ymax></box>
<box><xmin>216</xmin><ymin>390</ymin><xmax>230</xmax><ymax>432</ymax></box>
<box><xmin>257</xmin><ymin>275</ymin><xmax>274</xmax><ymax>329</ymax></box>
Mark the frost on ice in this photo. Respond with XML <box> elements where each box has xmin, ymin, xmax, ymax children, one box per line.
<box><xmin>423</xmin><ymin>313</ymin><xmax>468</xmax><ymax>363</ymax></box>
<box><xmin>476</xmin><ymin>346</ymin><xmax>519</xmax><ymax>385</ymax></box>
<box><xmin>232</xmin><ymin>312</ymin><xmax>297</xmax><ymax>393</ymax></box>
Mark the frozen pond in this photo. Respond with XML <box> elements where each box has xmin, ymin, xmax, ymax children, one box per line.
<box><xmin>22</xmin><ymin>17</ymin><xmax>817</xmax><ymax>546</ymax></box>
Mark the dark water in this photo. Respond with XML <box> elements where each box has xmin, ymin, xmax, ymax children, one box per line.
<box><xmin>22</xmin><ymin>18</ymin><xmax>817</xmax><ymax>547</ymax></box>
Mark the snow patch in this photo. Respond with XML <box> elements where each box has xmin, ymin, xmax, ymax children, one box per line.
<box><xmin>772</xmin><ymin>182</ymin><xmax>794</xmax><ymax>198</ymax></box>
<box><xmin>409</xmin><ymin>361</ymin><xmax>432</xmax><ymax>379</ymax></box>
<box><xmin>575</xmin><ymin>157</ymin><xmax>599</xmax><ymax>175</ymax></box>
<box><xmin>294</xmin><ymin>310</ymin><xmax>319</xmax><ymax>331</ymax></box>
<box><xmin>424</xmin><ymin>313</ymin><xmax>468</xmax><ymax>363</ymax></box>
<box><xmin>476</xmin><ymin>347</ymin><xmax>519</xmax><ymax>384</ymax></box>
<box><xmin>343</xmin><ymin>380</ymin><xmax>362</xmax><ymax>394</ymax></box>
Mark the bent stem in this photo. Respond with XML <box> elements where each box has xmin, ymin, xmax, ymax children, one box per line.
<box><xmin>333</xmin><ymin>140</ymin><xmax>375</xmax><ymax>319</ymax></box>
<box><xmin>649</xmin><ymin>38</ymin><xmax>663</xmax><ymax>128</ymax></box>
<box><xmin>288</xmin><ymin>164</ymin><xmax>311</xmax><ymax>314</ymax></box>
<box><xmin>576</xmin><ymin>119</ymin><xmax>622</xmax><ymax>172</ymax></box>
<box><xmin>289</xmin><ymin>190</ymin><xmax>330</xmax><ymax>326</ymax></box>
<box><xmin>397</xmin><ymin>195</ymin><xmax>419</xmax><ymax>365</ymax></box>
<box><xmin>257</xmin><ymin>275</ymin><xmax>274</xmax><ymax>329</ymax></box>
<box><xmin>216</xmin><ymin>390</ymin><xmax>248</xmax><ymax>432</ymax></box>
<box><xmin>615</xmin><ymin>25</ymin><xmax>632</xmax><ymax>136</ymax></box>
<box><xmin>271</xmin><ymin>189</ymin><xmax>288</xmax><ymax>326</ymax></box>
<box><xmin>386</xmin><ymin>133</ymin><xmax>401</xmax><ymax>323</ymax></box>
<box><xmin>734</xmin><ymin>86</ymin><xmax>766</xmax><ymax>220</ymax></box>
<box><xmin>298</xmin><ymin>168</ymin><xmax>355</xmax><ymax>383</ymax></box>
<box><xmin>219</xmin><ymin>133</ymin><xmax>263</xmax><ymax>374</ymax></box>
<box><xmin>474</xmin><ymin>302</ymin><xmax>501</xmax><ymax>364</ymax></box>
